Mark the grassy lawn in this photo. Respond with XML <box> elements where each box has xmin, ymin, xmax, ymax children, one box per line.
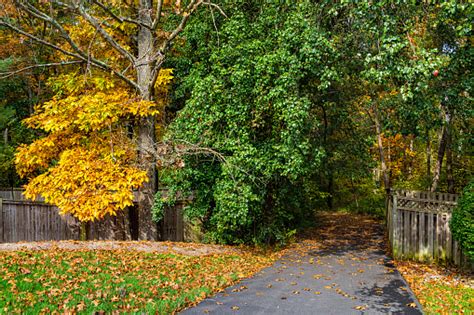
<box><xmin>0</xmin><ymin>248</ymin><xmax>274</xmax><ymax>313</ymax></box>
<box><xmin>395</xmin><ymin>260</ymin><xmax>474</xmax><ymax>314</ymax></box>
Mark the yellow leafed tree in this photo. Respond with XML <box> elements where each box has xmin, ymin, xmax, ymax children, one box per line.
<box><xmin>1</xmin><ymin>0</ymin><xmax>211</xmax><ymax>239</ymax></box>
<box><xmin>15</xmin><ymin>69</ymin><xmax>173</xmax><ymax>222</ymax></box>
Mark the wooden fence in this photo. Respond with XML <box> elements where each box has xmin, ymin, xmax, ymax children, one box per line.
<box><xmin>0</xmin><ymin>188</ymin><xmax>28</xmax><ymax>200</ymax></box>
<box><xmin>387</xmin><ymin>189</ymin><xmax>471</xmax><ymax>268</ymax></box>
<box><xmin>0</xmin><ymin>188</ymin><xmax>189</xmax><ymax>243</ymax></box>
<box><xmin>0</xmin><ymin>199</ymin><xmax>79</xmax><ymax>242</ymax></box>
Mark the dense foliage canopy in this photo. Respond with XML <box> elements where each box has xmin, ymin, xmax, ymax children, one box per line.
<box><xmin>156</xmin><ymin>1</ymin><xmax>473</xmax><ymax>244</ymax></box>
<box><xmin>0</xmin><ymin>1</ymin><xmax>472</xmax><ymax>246</ymax></box>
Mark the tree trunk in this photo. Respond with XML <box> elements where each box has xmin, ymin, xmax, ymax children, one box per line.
<box><xmin>136</xmin><ymin>0</ymin><xmax>158</xmax><ymax>240</ymax></box>
<box><xmin>446</xmin><ymin>131</ymin><xmax>455</xmax><ymax>193</ymax></box>
<box><xmin>426</xmin><ymin>131</ymin><xmax>431</xmax><ymax>189</ymax></box>
<box><xmin>374</xmin><ymin>107</ymin><xmax>390</xmax><ymax>192</ymax></box>
<box><xmin>350</xmin><ymin>174</ymin><xmax>359</xmax><ymax>210</ymax></box>
<box><xmin>80</xmin><ymin>222</ymin><xmax>87</xmax><ymax>241</ymax></box>
<box><xmin>408</xmin><ymin>137</ymin><xmax>414</xmax><ymax>176</ymax></box>
<box><xmin>431</xmin><ymin>103</ymin><xmax>451</xmax><ymax>192</ymax></box>
<box><xmin>431</xmin><ymin>125</ymin><xmax>448</xmax><ymax>192</ymax></box>
<box><xmin>327</xmin><ymin>171</ymin><xmax>334</xmax><ymax>210</ymax></box>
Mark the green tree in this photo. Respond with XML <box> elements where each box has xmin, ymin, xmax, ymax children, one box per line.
<box><xmin>156</xmin><ymin>1</ymin><xmax>473</xmax><ymax>244</ymax></box>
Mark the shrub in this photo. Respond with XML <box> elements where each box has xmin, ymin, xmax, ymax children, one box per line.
<box><xmin>450</xmin><ymin>180</ymin><xmax>474</xmax><ymax>260</ymax></box>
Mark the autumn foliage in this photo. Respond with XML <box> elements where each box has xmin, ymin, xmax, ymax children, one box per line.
<box><xmin>0</xmin><ymin>243</ymin><xmax>275</xmax><ymax>313</ymax></box>
<box><xmin>15</xmin><ymin>70</ymin><xmax>172</xmax><ymax>221</ymax></box>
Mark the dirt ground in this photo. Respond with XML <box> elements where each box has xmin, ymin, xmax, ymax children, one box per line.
<box><xmin>0</xmin><ymin>240</ymin><xmax>242</xmax><ymax>256</ymax></box>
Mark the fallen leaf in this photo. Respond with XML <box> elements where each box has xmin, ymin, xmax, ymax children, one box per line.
<box><xmin>20</xmin><ymin>267</ymin><xmax>31</xmax><ymax>275</ymax></box>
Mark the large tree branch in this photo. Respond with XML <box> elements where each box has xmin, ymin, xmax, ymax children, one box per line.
<box><xmin>0</xmin><ymin>20</ymin><xmax>84</xmax><ymax>60</ymax></box>
<box><xmin>77</xmin><ymin>3</ymin><xmax>137</xmax><ymax>65</ymax></box>
<box><xmin>91</xmin><ymin>0</ymin><xmax>152</xmax><ymax>30</ymax></box>
<box><xmin>152</xmin><ymin>0</ymin><xmax>163</xmax><ymax>30</ymax></box>
<box><xmin>15</xmin><ymin>1</ymin><xmax>89</xmax><ymax>60</ymax></box>
<box><xmin>163</xmin><ymin>0</ymin><xmax>203</xmax><ymax>51</ymax></box>
<box><xmin>0</xmin><ymin>20</ymin><xmax>139</xmax><ymax>90</ymax></box>
<box><xmin>150</xmin><ymin>0</ymin><xmax>203</xmax><ymax>87</ymax></box>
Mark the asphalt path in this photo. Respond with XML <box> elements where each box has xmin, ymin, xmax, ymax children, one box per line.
<box><xmin>182</xmin><ymin>213</ymin><xmax>423</xmax><ymax>315</ymax></box>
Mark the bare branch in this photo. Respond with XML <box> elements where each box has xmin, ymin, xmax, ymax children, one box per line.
<box><xmin>15</xmin><ymin>1</ymin><xmax>88</xmax><ymax>59</ymax></box>
<box><xmin>0</xmin><ymin>60</ymin><xmax>83</xmax><ymax>79</ymax></box>
<box><xmin>163</xmin><ymin>0</ymin><xmax>202</xmax><ymax>51</ymax></box>
<box><xmin>152</xmin><ymin>0</ymin><xmax>164</xmax><ymax>30</ymax></box>
<box><xmin>6</xmin><ymin>1</ymin><xmax>140</xmax><ymax>89</ymax></box>
<box><xmin>153</xmin><ymin>139</ymin><xmax>266</xmax><ymax>187</ymax></box>
<box><xmin>150</xmin><ymin>0</ymin><xmax>203</xmax><ymax>87</ymax></box>
<box><xmin>209</xmin><ymin>4</ymin><xmax>219</xmax><ymax>46</ymax></box>
<box><xmin>153</xmin><ymin>139</ymin><xmax>227</xmax><ymax>168</ymax></box>
<box><xmin>77</xmin><ymin>3</ymin><xmax>136</xmax><ymax>65</ymax></box>
<box><xmin>203</xmin><ymin>1</ymin><xmax>228</xmax><ymax>18</ymax></box>
<box><xmin>0</xmin><ymin>19</ymin><xmax>138</xmax><ymax>89</ymax></box>
<box><xmin>91</xmin><ymin>0</ymin><xmax>152</xmax><ymax>30</ymax></box>
<box><xmin>0</xmin><ymin>20</ymin><xmax>84</xmax><ymax>60</ymax></box>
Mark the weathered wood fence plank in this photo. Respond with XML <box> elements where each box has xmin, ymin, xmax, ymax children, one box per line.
<box><xmin>0</xmin><ymin>188</ymin><xmax>189</xmax><ymax>243</ymax></box>
<box><xmin>387</xmin><ymin>189</ymin><xmax>471</xmax><ymax>270</ymax></box>
<box><xmin>0</xmin><ymin>200</ymin><xmax>79</xmax><ymax>243</ymax></box>
<box><xmin>0</xmin><ymin>198</ymin><xmax>3</xmax><ymax>241</ymax></box>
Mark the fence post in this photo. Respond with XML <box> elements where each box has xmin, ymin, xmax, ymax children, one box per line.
<box><xmin>386</xmin><ymin>193</ymin><xmax>391</xmax><ymax>242</ymax></box>
<box><xmin>392</xmin><ymin>194</ymin><xmax>399</xmax><ymax>258</ymax></box>
<box><xmin>0</xmin><ymin>198</ymin><xmax>3</xmax><ymax>242</ymax></box>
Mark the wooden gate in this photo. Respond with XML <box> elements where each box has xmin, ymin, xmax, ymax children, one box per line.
<box><xmin>387</xmin><ymin>190</ymin><xmax>470</xmax><ymax>268</ymax></box>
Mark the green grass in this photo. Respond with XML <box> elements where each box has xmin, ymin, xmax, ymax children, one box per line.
<box><xmin>0</xmin><ymin>249</ymin><xmax>273</xmax><ymax>313</ymax></box>
<box><xmin>420</xmin><ymin>282</ymin><xmax>473</xmax><ymax>314</ymax></box>
<box><xmin>396</xmin><ymin>260</ymin><xmax>474</xmax><ymax>314</ymax></box>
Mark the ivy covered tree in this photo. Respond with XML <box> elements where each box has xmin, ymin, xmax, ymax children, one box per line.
<box><xmin>156</xmin><ymin>2</ymin><xmax>333</xmax><ymax>244</ymax></box>
<box><xmin>156</xmin><ymin>1</ymin><xmax>473</xmax><ymax>244</ymax></box>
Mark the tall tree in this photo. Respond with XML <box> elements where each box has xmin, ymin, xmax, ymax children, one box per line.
<box><xmin>156</xmin><ymin>0</ymin><xmax>473</xmax><ymax>244</ymax></box>
<box><xmin>0</xmin><ymin>0</ymin><xmax>219</xmax><ymax>238</ymax></box>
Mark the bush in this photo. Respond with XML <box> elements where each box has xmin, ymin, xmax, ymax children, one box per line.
<box><xmin>450</xmin><ymin>181</ymin><xmax>474</xmax><ymax>260</ymax></box>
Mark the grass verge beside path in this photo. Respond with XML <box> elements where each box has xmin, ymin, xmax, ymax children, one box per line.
<box><xmin>395</xmin><ymin>260</ymin><xmax>473</xmax><ymax>314</ymax></box>
<box><xmin>0</xmin><ymin>246</ymin><xmax>276</xmax><ymax>313</ymax></box>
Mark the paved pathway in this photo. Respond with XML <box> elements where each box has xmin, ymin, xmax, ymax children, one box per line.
<box><xmin>182</xmin><ymin>213</ymin><xmax>422</xmax><ymax>314</ymax></box>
